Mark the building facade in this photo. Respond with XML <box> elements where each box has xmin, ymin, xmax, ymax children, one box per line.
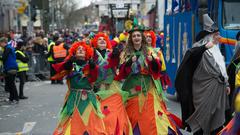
<box><xmin>95</xmin><ymin>0</ymin><xmax>141</xmax><ymax>33</ymax></box>
<box><xmin>0</xmin><ymin>0</ymin><xmax>18</xmax><ymax>33</ymax></box>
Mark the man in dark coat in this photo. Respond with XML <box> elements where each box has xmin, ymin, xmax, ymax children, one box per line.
<box><xmin>175</xmin><ymin>14</ymin><xmax>230</xmax><ymax>135</ymax></box>
<box><xmin>175</xmin><ymin>39</ymin><xmax>208</xmax><ymax>129</ymax></box>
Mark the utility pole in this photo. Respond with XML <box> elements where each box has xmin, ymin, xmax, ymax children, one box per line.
<box><xmin>49</xmin><ymin>0</ymin><xmax>56</xmax><ymax>31</ymax></box>
<box><xmin>27</xmin><ymin>0</ymin><xmax>33</xmax><ymax>37</ymax></box>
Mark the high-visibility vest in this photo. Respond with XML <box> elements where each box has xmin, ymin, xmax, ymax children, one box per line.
<box><xmin>53</xmin><ymin>43</ymin><xmax>67</xmax><ymax>59</ymax></box>
<box><xmin>47</xmin><ymin>42</ymin><xmax>55</xmax><ymax>62</ymax></box>
<box><xmin>15</xmin><ymin>50</ymin><xmax>29</xmax><ymax>72</ymax></box>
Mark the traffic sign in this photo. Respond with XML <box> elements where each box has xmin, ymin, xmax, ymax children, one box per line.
<box><xmin>113</xmin><ymin>9</ymin><xmax>128</xmax><ymax>18</ymax></box>
<box><xmin>116</xmin><ymin>3</ymin><xmax>124</xmax><ymax>8</ymax></box>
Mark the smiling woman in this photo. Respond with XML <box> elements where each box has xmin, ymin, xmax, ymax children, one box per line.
<box><xmin>116</xmin><ymin>27</ymin><xmax>182</xmax><ymax>135</ymax></box>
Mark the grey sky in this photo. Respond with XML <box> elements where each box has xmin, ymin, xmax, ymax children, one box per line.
<box><xmin>76</xmin><ymin>0</ymin><xmax>101</xmax><ymax>8</ymax></box>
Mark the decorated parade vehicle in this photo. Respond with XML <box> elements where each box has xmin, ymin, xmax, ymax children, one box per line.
<box><xmin>164</xmin><ymin>0</ymin><xmax>240</xmax><ymax>95</ymax></box>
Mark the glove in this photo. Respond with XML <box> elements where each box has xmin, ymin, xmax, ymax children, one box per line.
<box><xmin>112</xmin><ymin>47</ymin><xmax>120</xmax><ymax>58</ymax></box>
<box><xmin>151</xmin><ymin>59</ymin><xmax>159</xmax><ymax>72</ymax></box>
<box><xmin>89</xmin><ymin>59</ymin><xmax>96</xmax><ymax>69</ymax></box>
<box><xmin>125</xmin><ymin>58</ymin><xmax>133</xmax><ymax>67</ymax></box>
<box><xmin>69</xmin><ymin>56</ymin><xmax>76</xmax><ymax>63</ymax></box>
<box><xmin>152</xmin><ymin>60</ymin><xmax>159</xmax><ymax>72</ymax></box>
<box><xmin>64</xmin><ymin>56</ymin><xmax>76</xmax><ymax>70</ymax></box>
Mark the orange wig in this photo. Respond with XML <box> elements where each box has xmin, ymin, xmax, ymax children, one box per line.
<box><xmin>66</xmin><ymin>41</ymin><xmax>94</xmax><ymax>61</ymax></box>
<box><xmin>144</xmin><ymin>30</ymin><xmax>157</xmax><ymax>48</ymax></box>
<box><xmin>91</xmin><ymin>32</ymin><xmax>112</xmax><ymax>50</ymax></box>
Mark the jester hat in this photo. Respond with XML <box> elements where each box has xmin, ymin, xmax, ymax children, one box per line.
<box><xmin>128</xmin><ymin>17</ymin><xmax>145</xmax><ymax>33</ymax></box>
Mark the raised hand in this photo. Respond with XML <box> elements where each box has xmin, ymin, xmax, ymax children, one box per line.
<box><xmin>132</xmin><ymin>55</ymin><xmax>137</xmax><ymax>62</ymax></box>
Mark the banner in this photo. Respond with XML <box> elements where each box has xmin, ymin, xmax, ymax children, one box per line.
<box><xmin>16</xmin><ymin>0</ymin><xmax>28</xmax><ymax>14</ymax></box>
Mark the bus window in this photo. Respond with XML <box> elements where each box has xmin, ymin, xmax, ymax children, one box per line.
<box><xmin>166</xmin><ymin>0</ymin><xmax>172</xmax><ymax>15</ymax></box>
<box><xmin>222</xmin><ymin>0</ymin><xmax>240</xmax><ymax>30</ymax></box>
<box><xmin>206</xmin><ymin>0</ymin><xmax>219</xmax><ymax>26</ymax></box>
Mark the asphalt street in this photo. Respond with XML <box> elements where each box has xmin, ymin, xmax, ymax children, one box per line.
<box><xmin>0</xmin><ymin>81</ymin><xmax>191</xmax><ymax>135</ymax></box>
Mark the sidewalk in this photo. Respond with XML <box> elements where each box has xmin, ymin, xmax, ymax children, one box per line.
<box><xmin>0</xmin><ymin>77</ymin><xmax>51</xmax><ymax>106</ymax></box>
<box><xmin>0</xmin><ymin>75</ymin><xmax>8</xmax><ymax>105</ymax></box>
<box><xmin>0</xmin><ymin>83</ymin><xmax>9</xmax><ymax>106</ymax></box>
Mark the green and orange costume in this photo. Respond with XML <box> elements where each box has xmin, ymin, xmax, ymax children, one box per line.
<box><xmin>53</xmin><ymin>42</ymin><xmax>107</xmax><ymax>135</ymax></box>
<box><xmin>115</xmin><ymin>49</ymin><xmax>182</xmax><ymax>135</ymax></box>
<box><xmin>92</xmin><ymin>32</ymin><xmax>133</xmax><ymax>135</ymax></box>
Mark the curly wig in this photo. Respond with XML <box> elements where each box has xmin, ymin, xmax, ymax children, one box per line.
<box><xmin>144</xmin><ymin>30</ymin><xmax>156</xmax><ymax>48</ymax></box>
<box><xmin>66</xmin><ymin>41</ymin><xmax>94</xmax><ymax>60</ymax></box>
<box><xmin>91</xmin><ymin>32</ymin><xmax>112</xmax><ymax>49</ymax></box>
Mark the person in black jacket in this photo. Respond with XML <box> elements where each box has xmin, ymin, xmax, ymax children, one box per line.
<box><xmin>15</xmin><ymin>39</ymin><xmax>29</xmax><ymax>99</ymax></box>
<box><xmin>176</xmin><ymin>30</ymin><xmax>230</xmax><ymax>135</ymax></box>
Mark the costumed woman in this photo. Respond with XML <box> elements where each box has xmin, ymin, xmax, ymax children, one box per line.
<box><xmin>225</xmin><ymin>31</ymin><xmax>240</xmax><ymax>124</ymax></box>
<box><xmin>92</xmin><ymin>32</ymin><xmax>133</xmax><ymax>135</ymax></box>
<box><xmin>218</xmin><ymin>68</ymin><xmax>240</xmax><ymax>135</ymax></box>
<box><xmin>53</xmin><ymin>41</ymin><xmax>107</xmax><ymax>135</ymax></box>
<box><xmin>115</xmin><ymin>26</ymin><xmax>182</xmax><ymax>135</ymax></box>
<box><xmin>218</xmin><ymin>32</ymin><xmax>240</xmax><ymax>135</ymax></box>
<box><xmin>144</xmin><ymin>30</ymin><xmax>171</xmax><ymax>90</ymax></box>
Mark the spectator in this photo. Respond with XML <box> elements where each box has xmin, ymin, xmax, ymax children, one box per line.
<box><xmin>0</xmin><ymin>36</ymin><xmax>19</xmax><ymax>104</ymax></box>
<box><xmin>48</xmin><ymin>37</ymin><xmax>69</xmax><ymax>84</ymax></box>
<box><xmin>7</xmin><ymin>30</ymin><xmax>17</xmax><ymax>48</ymax></box>
<box><xmin>32</xmin><ymin>37</ymin><xmax>47</xmax><ymax>80</ymax></box>
<box><xmin>16</xmin><ymin>39</ymin><xmax>29</xmax><ymax>99</ymax></box>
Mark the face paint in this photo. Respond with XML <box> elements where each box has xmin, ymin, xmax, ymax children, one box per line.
<box><xmin>76</xmin><ymin>46</ymin><xmax>86</xmax><ymax>59</ymax></box>
<box><xmin>97</xmin><ymin>37</ymin><xmax>107</xmax><ymax>50</ymax></box>
<box><xmin>145</xmin><ymin>34</ymin><xmax>152</xmax><ymax>45</ymax></box>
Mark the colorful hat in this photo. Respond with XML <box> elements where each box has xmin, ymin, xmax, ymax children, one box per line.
<box><xmin>128</xmin><ymin>25</ymin><xmax>145</xmax><ymax>33</ymax></box>
<box><xmin>128</xmin><ymin>17</ymin><xmax>145</xmax><ymax>33</ymax></box>
<box><xmin>119</xmin><ymin>33</ymin><xmax>128</xmax><ymax>42</ymax></box>
<box><xmin>113</xmin><ymin>37</ymin><xmax>120</xmax><ymax>43</ymax></box>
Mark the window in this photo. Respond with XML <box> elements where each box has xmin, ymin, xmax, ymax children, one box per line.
<box><xmin>222</xmin><ymin>0</ymin><xmax>240</xmax><ymax>30</ymax></box>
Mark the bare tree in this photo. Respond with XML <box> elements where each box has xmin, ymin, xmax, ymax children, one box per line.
<box><xmin>63</xmin><ymin>0</ymin><xmax>78</xmax><ymax>28</ymax></box>
<box><xmin>51</xmin><ymin>0</ymin><xmax>78</xmax><ymax>29</ymax></box>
